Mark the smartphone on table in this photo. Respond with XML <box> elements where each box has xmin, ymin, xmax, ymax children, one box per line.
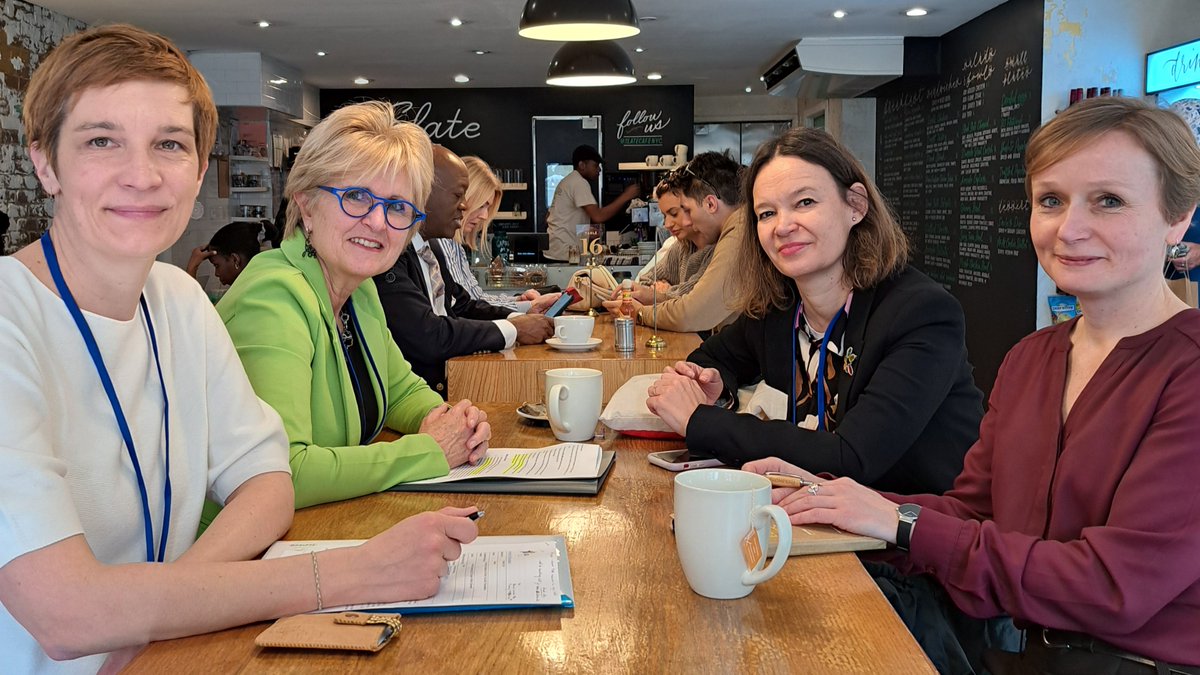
<box><xmin>647</xmin><ymin>449</ymin><xmax>725</xmax><ymax>471</ymax></box>
<box><xmin>544</xmin><ymin>287</ymin><xmax>583</xmax><ymax>318</ymax></box>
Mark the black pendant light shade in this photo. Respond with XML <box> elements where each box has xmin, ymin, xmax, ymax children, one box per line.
<box><xmin>546</xmin><ymin>40</ymin><xmax>637</xmax><ymax>87</ymax></box>
<box><xmin>519</xmin><ymin>0</ymin><xmax>640</xmax><ymax>41</ymax></box>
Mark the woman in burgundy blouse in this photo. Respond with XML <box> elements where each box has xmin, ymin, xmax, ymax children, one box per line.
<box><xmin>746</xmin><ymin>97</ymin><xmax>1200</xmax><ymax>673</ymax></box>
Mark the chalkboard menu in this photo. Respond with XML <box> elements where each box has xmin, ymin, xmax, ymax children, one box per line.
<box><xmin>873</xmin><ymin>0</ymin><xmax>1041</xmax><ymax>394</ymax></box>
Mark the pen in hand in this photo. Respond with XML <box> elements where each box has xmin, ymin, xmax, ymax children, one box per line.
<box><xmin>468</xmin><ymin>510</ymin><xmax>485</xmax><ymax>521</ymax></box>
<box><xmin>764</xmin><ymin>472</ymin><xmax>816</xmax><ymax>489</ymax></box>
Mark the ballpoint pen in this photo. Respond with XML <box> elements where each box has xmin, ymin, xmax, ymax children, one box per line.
<box><xmin>468</xmin><ymin>510</ymin><xmax>485</xmax><ymax>521</ymax></box>
<box><xmin>764</xmin><ymin>472</ymin><xmax>816</xmax><ymax>488</ymax></box>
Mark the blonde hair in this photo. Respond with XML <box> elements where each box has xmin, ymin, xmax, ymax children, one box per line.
<box><xmin>457</xmin><ymin>156</ymin><xmax>503</xmax><ymax>256</ymax></box>
<box><xmin>23</xmin><ymin>23</ymin><xmax>216</xmax><ymax>173</ymax></box>
<box><xmin>736</xmin><ymin>127</ymin><xmax>909</xmax><ymax>319</ymax></box>
<box><xmin>284</xmin><ymin>101</ymin><xmax>434</xmax><ymax>237</ymax></box>
<box><xmin>1026</xmin><ymin>96</ymin><xmax>1200</xmax><ymax>223</ymax></box>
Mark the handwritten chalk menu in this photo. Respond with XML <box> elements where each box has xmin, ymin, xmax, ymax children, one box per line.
<box><xmin>873</xmin><ymin>0</ymin><xmax>1041</xmax><ymax>393</ymax></box>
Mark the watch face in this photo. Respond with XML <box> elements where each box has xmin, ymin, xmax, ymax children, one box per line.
<box><xmin>898</xmin><ymin>504</ymin><xmax>921</xmax><ymax>519</ymax></box>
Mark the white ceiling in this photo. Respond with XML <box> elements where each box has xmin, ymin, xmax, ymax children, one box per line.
<box><xmin>34</xmin><ymin>0</ymin><xmax>1006</xmax><ymax>96</ymax></box>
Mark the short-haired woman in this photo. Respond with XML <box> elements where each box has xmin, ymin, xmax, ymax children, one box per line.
<box><xmin>746</xmin><ymin>97</ymin><xmax>1200</xmax><ymax>673</ymax></box>
<box><xmin>648</xmin><ymin>128</ymin><xmax>982</xmax><ymax>496</ymax></box>
<box><xmin>0</xmin><ymin>25</ymin><xmax>478</xmax><ymax>674</ymax></box>
<box><xmin>217</xmin><ymin>101</ymin><xmax>492</xmax><ymax>509</ymax></box>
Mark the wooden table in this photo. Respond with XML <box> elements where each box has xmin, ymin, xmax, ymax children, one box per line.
<box><xmin>446</xmin><ymin>314</ymin><xmax>703</xmax><ymax>404</ymax></box>
<box><xmin>128</xmin><ymin>404</ymin><xmax>933</xmax><ymax>674</ymax></box>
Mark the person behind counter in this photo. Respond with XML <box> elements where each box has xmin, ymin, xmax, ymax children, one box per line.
<box><xmin>434</xmin><ymin>155</ymin><xmax>551</xmax><ymax>312</ymax></box>
<box><xmin>0</xmin><ymin>25</ymin><xmax>479</xmax><ymax>675</ymax></box>
<box><xmin>376</xmin><ymin>146</ymin><xmax>555</xmax><ymax>395</ymax></box>
<box><xmin>186</xmin><ymin>220</ymin><xmax>279</xmax><ymax>286</ymax></box>
<box><xmin>217</xmin><ymin>102</ymin><xmax>493</xmax><ymax>509</ymax></box>
<box><xmin>745</xmin><ymin>97</ymin><xmax>1200</xmax><ymax>674</ymax></box>
<box><xmin>647</xmin><ymin>128</ymin><xmax>981</xmax><ymax>496</ymax></box>
<box><xmin>544</xmin><ymin>144</ymin><xmax>640</xmax><ymax>262</ymax></box>
<box><xmin>603</xmin><ymin>151</ymin><xmax>746</xmax><ymax>334</ymax></box>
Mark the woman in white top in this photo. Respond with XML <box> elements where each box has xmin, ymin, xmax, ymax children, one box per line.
<box><xmin>0</xmin><ymin>24</ymin><xmax>478</xmax><ymax>674</ymax></box>
<box><xmin>435</xmin><ymin>155</ymin><xmax>557</xmax><ymax>312</ymax></box>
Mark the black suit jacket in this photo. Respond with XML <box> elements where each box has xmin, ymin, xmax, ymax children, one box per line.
<box><xmin>375</xmin><ymin>243</ymin><xmax>512</xmax><ymax>396</ymax></box>
<box><xmin>687</xmin><ymin>266</ymin><xmax>982</xmax><ymax>495</ymax></box>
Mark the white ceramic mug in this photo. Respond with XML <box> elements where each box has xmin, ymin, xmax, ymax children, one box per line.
<box><xmin>545</xmin><ymin>368</ymin><xmax>603</xmax><ymax>442</ymax></box>
<box><xmin>674</xmin><ymin>469</ymin><xmax>792</xmax><ymax>599</ymax></box>
<box><xmin>553</xmin><ymin>315</ymin><xmax>594</xmax><ymax>344</ymax></box>
<box><xmin>674</xmin><ymin>144</ymin><xmax>689</xmax><ymax>163</ymax></box>
<box><xmin>660</xmin><ymin>154</ymin><xmax>676</xmax><ymax>167</ymax></box>
<box><xmin>645</xmin><ymin>155</ymin><xmax>660</xmax><ymax>167</ymax></box>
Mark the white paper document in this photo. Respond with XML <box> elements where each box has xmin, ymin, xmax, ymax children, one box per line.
<box><xmin>263</xmin><ymin>536</ymin><xmax>571</xmax><ymax>613</ymax></box>
<box><xmin>409</xmin><ymin>443</ymin><xmax>603</xmax><ymax>483</ymax></box>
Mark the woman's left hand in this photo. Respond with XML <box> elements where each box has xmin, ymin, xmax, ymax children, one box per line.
<box><xmin>529</xmin><ymin>292</ymin><xmax>562</xmax><ymax>314</ymax></box>
<box><xmin>777</xmin><ymin>476</ymin><xmax>900</xmax><ymax>543</ymax></box>
<box><xmin>463</xmin><ymin>402</ymin><xmax>490</xmax><ymax>463</ymax></box>
<box><xmin>645</xmin><ymin>370</ymin><xmax>707</xmax><ymax>436</ymax></box>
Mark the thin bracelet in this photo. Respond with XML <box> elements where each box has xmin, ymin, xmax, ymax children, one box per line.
<box><xmin>310</xmin><ymin>551</ymin><xmax>324</xmax><ymax>611</ymax></box>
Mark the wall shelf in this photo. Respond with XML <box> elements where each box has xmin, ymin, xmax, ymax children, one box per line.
<box><xmin>230</xmin><ymin>186</ymin><xmax>269</xmax><ymax>193</ymax></box>
<box><xmin>494</xmin><ymin>211</ymin><xmax>527</xmax><ymax>220</ymax></box>
<box><xmin>501</xmin><ymin>182</ymin><xmax>528</xmax><ymax>191</ymax></box>
<box><xmin>229</xmin><ymin>155</ymin><xmax>269</xmax><ymax>162</ymax></box>
<box><xmin>230</xmin><ymin>216</ymin><xmax>270</xmax><ymax>223</ymax></box>
<box><xmin>617</xmin><ymin>162</ymin><xmax>678</xmax><ymax>171</ymax></box>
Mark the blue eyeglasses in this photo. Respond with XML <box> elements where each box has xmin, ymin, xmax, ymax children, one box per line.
<box><xmin>318</xmin><ymin>186</ymin><xmax>426</xmax><ymax>231</ymax></box>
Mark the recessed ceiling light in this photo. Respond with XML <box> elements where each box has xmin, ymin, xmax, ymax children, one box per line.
<box><xmin>635</xmin><ymin>47</ymin><xmax>644</xmax><ymax>53</ymax></box>
<box><xmin>646</xmin><ymin>72</ymin><xmax>662</xmax><ymax>80</ymax></box>
<box><xmin>354</xmin><ymin>77</ymin><xmax>370</xmax><ymax>85</ymax></box>
<box><xmin>744</xmin><ymin>86</ymin><xmax>753</xmax><ymax>93</ymax></box>
<box><xmin>454</xmin><ymin>74</ymin><xmax>470</xmax><ymax>83</ymax></box>
<box><xmin>640</xmin><ymin>16</ymin><xmax>657</xmax><ymax>21</ymax></box>
<box><xmin>257</xmin><ymin>20</ymin><xmax>271</xmax><ymax>28</ymax></box>
<box><xmin>832</xmin><ymin>9</ymin><xmax>847</xmax><ymax>19</ymax></box>
<box><xmin>473</xmin><ymin>49</ymin><xmax>490</xmax><ymax>55</ymax></box>
<box><xmin>906</xmin><ymin>7</ymin><xmax>928</xmax><ymax>17</ymax></box>
<box><xmin>269</xmin><ymin>78</ymin><xmax>288</xmax><ymax>85</ymax></box>
<box><xmin>316</xmin><ymin>51</ymin><xmax>326</xmax><ymax>57</ymax></box>
<box><xmin>449</xmin><ymin>17</ymin><xmax>463</xmax><ymax>27</ymax></box>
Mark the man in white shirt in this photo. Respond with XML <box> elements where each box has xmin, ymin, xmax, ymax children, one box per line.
<box><xmin>375</xmin><ymin>147</ymin><xmax>553</xmax><ymax>395</ymax></box>
<box><xmin>545</xmin><ymin>144</ymin><xmax>641</xmax><ymax>261</ymax></box>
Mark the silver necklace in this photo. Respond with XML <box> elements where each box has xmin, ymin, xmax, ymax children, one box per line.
<box><xmin>339</xmin><ymin>312</ymin><xmax>354</xmax><ymax>348</ymax></box>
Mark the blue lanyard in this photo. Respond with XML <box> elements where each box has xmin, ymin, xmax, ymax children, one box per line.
<box><xmin>338</xmin><ymin>299</ymin><xmax>387</xmax><ymax>443</ymax></box>
<box><xmin>40</xmin><ymin>231</ymin><xmax>171</xmax><ymax>563</ymax></box>
<box><xmin>791</xmin><ymin>302</ymin><xmax>846</xmax><ymax>431</ymax></box>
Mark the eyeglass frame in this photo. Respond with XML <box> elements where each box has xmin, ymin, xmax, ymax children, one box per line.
<box><xmin>317</xmin><ymin>186</ymin><xmax>426</xmax><ymax>231</ymax></box>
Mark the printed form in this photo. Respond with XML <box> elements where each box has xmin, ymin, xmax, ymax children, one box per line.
<box><xmin>410</xmin><ymin>443</ymin><xmax>603</xmax><ymax>483</ymax></box>
<box><xmin>263</xmin><ymin>537</ymin><xmax>567</xmax><ymax>612</ymax></box>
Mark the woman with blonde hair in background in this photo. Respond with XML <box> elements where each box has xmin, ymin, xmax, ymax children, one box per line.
<box><xmin>434</xmin><ymin>155</ymin><xmax>549</xmax><ymax>311</ymax></box>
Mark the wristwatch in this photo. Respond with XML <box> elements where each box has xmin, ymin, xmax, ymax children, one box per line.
<box><xmin>895</xmin><ymin>504</ymin><xmax>921</xmax><ymax>552</ymax></box>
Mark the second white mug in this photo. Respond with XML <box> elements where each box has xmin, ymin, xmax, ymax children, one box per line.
<box><xmin>553</xmin><ymin>315</ymin><xmax>594</xmax><ymax>344</ymax></box>
<box><xmin>545</xmin><ymin>367</ymin><xmax>603</xmax><ymax>442</ymax></box>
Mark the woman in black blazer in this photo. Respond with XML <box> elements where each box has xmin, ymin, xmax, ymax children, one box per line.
<box><xmin>647</xmin><ymin>127</ymin><xmax>982</xmax><ymax>495</ymax></box>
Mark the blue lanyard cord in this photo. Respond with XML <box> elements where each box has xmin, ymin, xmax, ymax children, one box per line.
<box><xmin>40</xmin><ymin>232</ymin><xmax>172</xmax><ymax>563</ymax></box>
<box><xmin>338</xmin><ymin>299</ymin><xmax>386</xmax><ymax>443</ymax></box>
<box><xmin>790</xmin><ymin>302</ymin><xmax>845</xmax><ymax>432</ymax></box>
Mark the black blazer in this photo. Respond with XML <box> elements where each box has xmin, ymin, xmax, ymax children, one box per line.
<box><xmin>375</xmin><ymin>243</ymin><xmax>512</xmax><ymax>396</ymax></box>
<box><xmin>687</xmin><ymin>266</ymin><xmax>982</xmax><ymax>495</ymax></box>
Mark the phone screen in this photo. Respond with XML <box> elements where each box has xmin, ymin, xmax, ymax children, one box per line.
<box><xmin>544</xmin><ymin>288</ymin><xmax>580</xmax><ymax>318</ymax></box>
<box><xmin>656</xmin><ymin>449</ymin><xmax>691</xmax><ymax>463</ymax></box>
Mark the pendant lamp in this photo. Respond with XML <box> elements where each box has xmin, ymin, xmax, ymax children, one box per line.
<box><xmin>519</xmin><ymin>0</ymin><xmax>640</xmax><ymax>41</ymax></box>
<box><xmin>546</xmin><ymin>40</ymin><xmax>637</xmax><ymax>87</ymax></box>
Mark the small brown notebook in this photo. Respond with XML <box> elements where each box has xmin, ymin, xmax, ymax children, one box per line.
<box><xmin>767</xmin><ymin>523</ymin><xmax>886</xmax><ymax>556</ymax></box>
<box><xmin>255</xmin><ymin>612</ymin><xmax>402</xmax><ymax>652</ymax></box>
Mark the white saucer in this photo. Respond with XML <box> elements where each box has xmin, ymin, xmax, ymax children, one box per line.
<box><xmin>546</xmin><ymin>337</ymin><xmax>602</xmax><ymax>352</ymax></box>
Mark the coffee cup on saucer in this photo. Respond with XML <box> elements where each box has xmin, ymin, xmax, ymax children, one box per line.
<box><xmin>553</xmin><ymin>315</ymin><xmax>595</xmax><ymax>344</ymax></box>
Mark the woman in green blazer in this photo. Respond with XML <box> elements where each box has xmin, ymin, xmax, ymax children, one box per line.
<box><xmin>218</xmin><ymin>102</ymin><xmax>490</xmax><ymax>508</ymax></box>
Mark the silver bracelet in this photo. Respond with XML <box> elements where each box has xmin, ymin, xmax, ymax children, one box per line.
<box><xmin>310</xmin><ymin>551</ymin><xmax>324</xmax><ymax>611</ymax></box>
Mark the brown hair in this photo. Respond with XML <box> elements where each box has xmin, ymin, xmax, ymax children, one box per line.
<box><xmin>736</xmin><ymin>127</ymin><xmax>909</xmax><ymax>318</ymax></box>
<box><xmin>284</xmin><ymin>101</ymin><xmax>433</xmax><ymax>238</ymax></box>
<box><xmin>22</xmin><ymin>24</ymin><xmax>216</xmax><ymax>173</ymax></box>
<box><xmin>1025</xmin><ymin>96</ymin><xmax>1200</xmax><ymax>223</ymax></box>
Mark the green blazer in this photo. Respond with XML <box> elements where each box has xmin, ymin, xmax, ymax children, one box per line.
<box><xmin>217</xmin><ymin>234</ymin><xmax>448</xmax><ymax>508</ymax></box>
